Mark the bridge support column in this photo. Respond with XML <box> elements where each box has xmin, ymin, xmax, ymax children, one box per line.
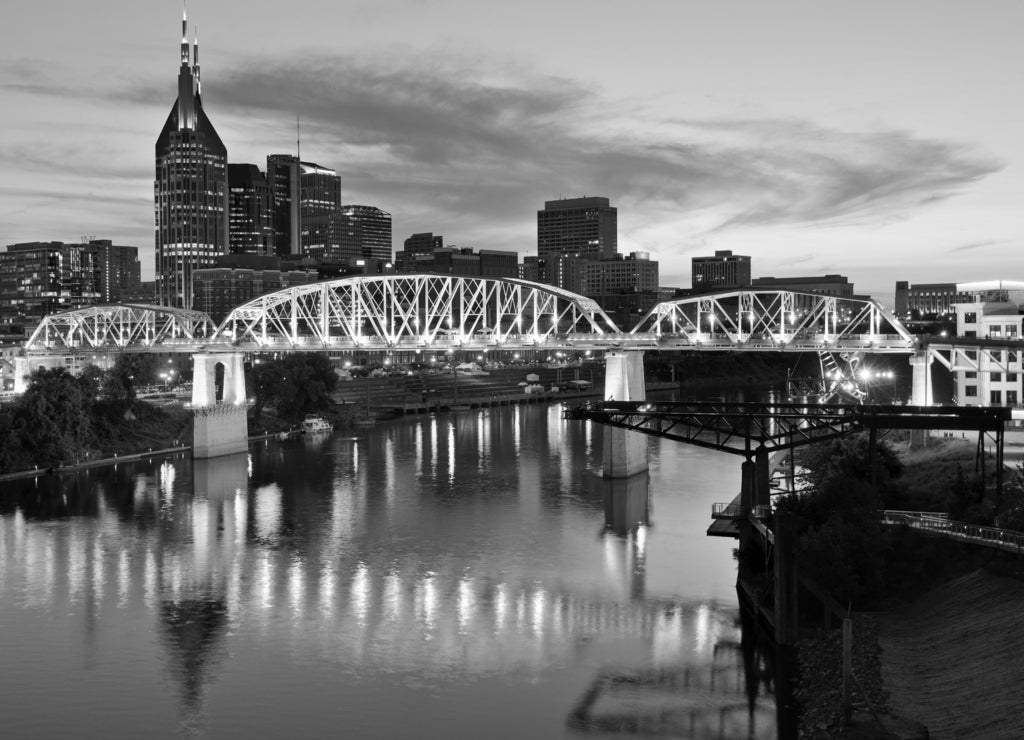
<box><xmin>192</xmin><ymin>353</ymin><xmax>249</xmax><ymax>459</ymax></box>
<box><xmin>603</xmin><ymin>350</ymin><xmax>649</xmax><ymax>478</ymax></box>
<box><xmin>909</xmin><ymin>350</ymin><xmax>933</xmax><ymax>406</ymax></box>
<box><xmin>909</xmin><ymin>350</ymin><xmax>933</xmax><ymax>448</ymax></box>
<box><xmin>13</xmin><ymin>357</ymin><xmax>31</xmax><ymax>394</ymax></box>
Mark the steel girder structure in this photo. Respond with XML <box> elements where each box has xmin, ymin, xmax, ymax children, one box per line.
<box><xmin>926</xmin><ymin>342</ymin><xmax>1021</xmax><ymax>374</ymax></box>
<box><xmin>630</xmin><ymin>290</ymin><xmax>917</xmax><ymax>353</ymax></box>
<box><xmin>215</xmin><ymin>275</ymin><xmax>621</xmax><ymax>351</ymax></box>
<box><xmin>24</xmin><ymin>304</ymin><xmax>217</xmax><ymax>353</ymax></box>
<box><xmin>565</xmin><ymin>400</ymin><xmax>1009</xmax><ymax>456</ymax></box>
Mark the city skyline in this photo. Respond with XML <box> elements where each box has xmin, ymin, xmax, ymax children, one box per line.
<box><xmin>3</xmin><ymin>1</ymin><xmax>1022</xmax><ymax>304</ymax></box>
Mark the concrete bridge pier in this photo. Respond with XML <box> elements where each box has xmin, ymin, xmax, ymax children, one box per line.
<box><xmin>192</xmin><ymin>352</ymin><xmax>249</xmax><ymax>459</ymax></box>
<box><xmin>909</xmin><ymin>350</ymin><xmax>933</xmax><ymax>448</ymax></box>
<box><xmin>602</xmin><ymin>350</ymin><xmax>649</xmax><ymax>478</ymax></box>
<box><xmin>909</xmin><ymin>350</ymin><xmax>933</xmax><ymax>406</ymax></box>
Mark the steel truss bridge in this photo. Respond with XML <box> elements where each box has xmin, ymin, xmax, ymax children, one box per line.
<box><xmin>23</xmin><ymin>279</ymin><xmax>917</xmax><ymax>358</ymax></box>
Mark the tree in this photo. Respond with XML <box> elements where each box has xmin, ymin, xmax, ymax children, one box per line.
<box><xmin>13</xmin><ymin>367</ymin><xmax>96</xmax><ymax>467</ymax></box>
<box><xmin>103</xmin><ymin>353</ymin><xmax>157</xmax><ymax>409</ymax></box>
<box><xmin>246</xmin><ymin>354</ymin><xmax>339</xmax><ymax>423</ymax></box>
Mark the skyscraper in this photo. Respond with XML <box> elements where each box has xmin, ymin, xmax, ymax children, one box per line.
<box><xmin>267</xmin><ymin>154</ymin><xmax>301</xmax><ymax>256</ymax></box>
<box><xmin>154</xmin><ymin>8</ymin><xmax>228</xmax><ymax>309</ymax></box>
<box><xmin>265</xmin><ymin>156</ymin><xmax>343</xmax><ymax>260</ymax></box>
<box><xmin>228</xmin><ymin>164</ymin><xmax>274</xmax><ymax>257</ymax></box>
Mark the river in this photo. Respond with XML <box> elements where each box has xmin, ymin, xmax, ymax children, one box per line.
<box><xmin>0</xmin><ymin>401</ymin><xmax>780</xmax><ymax>739</ymax></box>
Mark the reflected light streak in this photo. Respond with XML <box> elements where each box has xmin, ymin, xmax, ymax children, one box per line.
<box><xmin>289</xmin><ymin>559</ymin><xmax>305</xmax><ymax>617</ymax></box>
<box><xmin>233</xmin><ymin>491</ymin><xmax>247</xmax><ymax>546</ymax></box>
<box><xmin>430</xmin><ymin>417</ymin><xmax>438</xmax><ymax>475</ymax></box>
<box><xmin>417</xmin><ymin>571</ymin><xmax>437</xmax><ymax>633</ymax></box>
<box><xmin>351</xmin><ymin>561</ymin><xmax>370</xmax><ymax>626</ymax></box>
<box><xmin>531</xmin><ymin>588</ymin><xmax>546</xmax><ymax>637</ymax></box>
<box><xmin>694</xmin><ymin>603</ymin><xmax>712</xmax><ymax>656</ymax></box>
<box><xmin>414</xmin><ymin>423</ymin><xmax>423</xmax><ymax>471</ymax></box>
<box><xmin>493</xmin><ymin>583</ymin><xmax>508</xmax><ymax>634</ymax></box>
<box><xmin>192</xmin><ymin>499</ymin><xmax>210</xmax><ymax>578</ymax></box>
<box><xmin>383</xmin><ymin>570</ymin><xmax>402</xmax><ymax>623</ymax></box>
<box><xmin>144</xmin><ymin>548</ymin><xmax>157</xmax><ymax>609</ymax></box>
<box><xmin>117</xmin><ymin>549</ymin><xmax>130</xmax><ymax>608</ymax></box>
<box><xmin>457</xmin><ymin>573</ymin><xmax>474</xmax><ymax>633</ymax></box>
<box><xmin>318</xmin><ymin>566</ymin><xmax>335</xmax><ymax>620</ymax></box>
<box><xmin>160</xmin><ymin>461</ymin><xmax>176</xmax><ymax>499</ymax></box>
<box><xmin>513</xmin><ymin>405</ymin><xmax>520</xmax><ymax>452</ymax></box>
<box><xmin>447</xmin><ymin>422</ymin><xmax>456</xmax><ymax>482</ymax></box>
<box><xmin>92</xmin><ymin>540</ymin><xmax>105</xmax><ymax>607</ymax></box>
<box><xmin>254</xmin><ymin>484</ymin><xmax>283</xmax><ymax>542</ymax></box>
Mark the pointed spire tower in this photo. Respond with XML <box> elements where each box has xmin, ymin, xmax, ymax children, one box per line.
<box><xmin>155</xmin><ymin>5</ymin><xmax>228</xmax><ymax>309</ymax></box>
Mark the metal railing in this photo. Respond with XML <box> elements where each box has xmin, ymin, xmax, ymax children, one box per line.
<box><xmin>881</xmin><ymin>510</ymin><xmax>1024</xmax><ymax>554</ymax></box>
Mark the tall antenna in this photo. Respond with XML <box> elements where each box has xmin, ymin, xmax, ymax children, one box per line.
<box><xmin>296</xmin><ymin>115</ymin><xmax>301</xmax><ymax>161</ymax></box>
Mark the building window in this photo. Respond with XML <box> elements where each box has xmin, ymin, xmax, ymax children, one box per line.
<box><xmin>965</xmin><ymin>371</ymin><xmax>977</xmax><ymax>379</ymax></box>
<box><xmin>1008</xmin><ymin>390</ymin><xmax>1019</xmax><ymax>406</ymax></box>
<box><xmin>1009</xmin><ymin>373</ymin><xmax>1019</xmax><ymax>383</ymax></box>
<box><xmin>965</xmin><ymin>385</ymin><xmax>978</xmax><ymax>397</ymax></box>
<box><xmin>1008</xmin><ymin>325</ymin><xmax>1019</xmax><ymax>338</ymax></box>
<box><xmin>965</xmin><ymin>330</ymin><xmax>976</xmax><ymax>338</ymax></box>
<box><xmin>964</xmin><ymin>312</ymin><xmax>977</xmax><ymax>323</ymax></box>
<box><xmin>991</xmin><ymin>389</ymin><xmax>1002</xmax><ymax>404</ymax></box>
<box><xmin>992</xmin><ymin>372</ymin><xmax>1002</xmax><ymax>383</ymax></box>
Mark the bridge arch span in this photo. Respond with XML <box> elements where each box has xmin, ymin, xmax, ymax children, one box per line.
<box><xmin>24</xmin><ymin>303</ymin><xmax>217</xmax><ymax>353</ymax></box>
<box><xmin>632</xmin><ymin>289</ymin><xmax>917</xmax><ymax>353</ymax></box>
<box><xmin>215</xmin><ymin>274</ymin><xmax>621</xmax><ymax>351</ymax></box>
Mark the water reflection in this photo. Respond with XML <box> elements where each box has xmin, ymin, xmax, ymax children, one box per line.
<box><xmin>0</xmin><ymin>404</ymin><xmax>775</xmax><ymax>738</ymax></box>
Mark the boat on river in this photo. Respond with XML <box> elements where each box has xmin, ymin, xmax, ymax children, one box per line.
<box><xmin>301</xmin><ymin>415</ymin><xmax>334</xmax><ymax>434</ymax></box>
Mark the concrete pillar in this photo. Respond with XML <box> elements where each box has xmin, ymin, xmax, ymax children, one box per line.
<box><xmin>909</xmin><ymin>350</ymin><xmax>933</xmax><ymax>448</ymax></box>
<box><xmin>192</xmin><ymin>353</ymin><xmax>249</xmax><ymax>459</ymax></box>
<box><xmin>602</xmin><ymin>350</ymin><xmax>649</xmax><ymax>478</ymax></box>
<box><xmin>13</xmin><ymin>357</ymin><xmax>32</xmax><ymax>394</ymax></box>
<box><xmin>909</xmin><ymin>350</ymin><xmax>933</xmax><ymax>406</ymax></box>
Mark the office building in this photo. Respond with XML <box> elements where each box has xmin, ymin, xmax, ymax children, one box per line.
<box><xmin>155</xmin><ymin>8</ymin><xmax>229</xmax><ymax>309</ymax></box>
<box><xmin>228</xmin><ymin>164</ymin><xmax>274</xmax><ymax>257</ymax></box>
<box><xmin>581</xmin><ymin>252</ymin><xmax>660</xmax><ymax>330</ymax></box>
<box><xmin>399</xmin><ymin>247</ymin><xmax>518</xmax><ymax>279</ymax></box>
<box><xmin>952</xmin><ymin>290</ymin><xmax>1024</xmax><ymax>409</ymax></box>
<box><xmin>750</xmin><ymin>274</ymin><xmax>854</xmax><ymax>297</ymax></box>
<box><xmin>338</xmin><ymin>205</ymin><xmax>392</xmax><ymax>263</ymax></box>
<box><xmin>192</xmin><ymin>254</ymin><xmax>318</xmax><ymax>323</ymax></box>
<box><xmin>691</xmin><ymin>250</ymin><xmax>751</xmax><ymax>292</ymax></box>
<box><xmin>894</xmin><ymin>281</ymin><xmax>971</xmax><ymax>319</ymax></box>
<box><xmin>0</xmin><ymin>242</ymin><xmax>101</xmax><ymax>327</ymax></box>
<box><xmin>537</xmin><ymin>197</ymin><xmax>617</xmax><ymax>261</ymax></box>
<box><xmin>396</xmin><ymin>233</ymin><xmax>444</xmax><ymax>272</ymax></box>
<box><xmin>86</xmin><ymin>239</ymin><xmax>142</xmax><ymax>303</ymax></box>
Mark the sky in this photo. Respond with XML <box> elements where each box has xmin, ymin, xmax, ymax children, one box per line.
<box><xmin>2</xmin><ymin>1</ymin><xmax>1022</xmax><ymax>307</ymax></box>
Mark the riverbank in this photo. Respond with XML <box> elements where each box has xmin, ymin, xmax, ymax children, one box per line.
<box><xmin>876</xmin><ymin>569</ymin><xmax>1024</xmax><ymax>739</ymax></box>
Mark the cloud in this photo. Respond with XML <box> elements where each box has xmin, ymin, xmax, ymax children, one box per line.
<box><xmin>183</xmin><ymin>52</ymin><xmax>1001</xmax><ymax>241</ymax></box>
<box><xmin>947</xmin><ymin>239</ymin><xmax>1002</xmax><ymax>253</ymax></box>
<box><xmin>1</xmin><ymin>50</ymin><xmax>1004</xmax><ymax>273</ymax></box>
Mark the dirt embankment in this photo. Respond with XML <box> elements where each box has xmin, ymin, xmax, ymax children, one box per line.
<box><xmin>877</xmin><ymin>569</ymin><xmax>1024</xmax><ymax>739</ymax></box>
